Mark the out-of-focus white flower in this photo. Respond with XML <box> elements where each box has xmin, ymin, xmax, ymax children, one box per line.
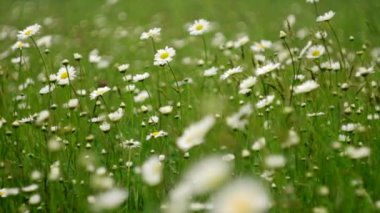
<box><xmin>251</xmin><ymin>40</ymin><xmax>272</xmax><ymax>53</ymax></box>
<box><xmin>108</xmin><ymin>108</ymin><xmax>124</xmax><ymax>122</ymax></box>
<box><xmin>316</xmin><ymin>11</ymin><xmax>335</xmax><ymax>22</ymax></box>
<box><xmin>141</xmin><ymin>155</ymin><xmax>163</xmax><ymax>186</ymax></box>
<box><xmin>159</xmin><ymin>105</ymin><xmax>173</xmax><ymax>115</ymax></box>
<box><xmin>220</xmin><ymin>66</ymin><xmax>244</xmax><ymax>80</ymax></box>
<box><xmin>239</xmin><ymin>76</ymin><xmax>257</xmax><ymax>95</ymax></box>
<box><xmin>265</xmin><ymin>154</ymin><xmax>286</xmax><ymax>169</ymax></box>
<box><xmin>90</xmin><ymin>86</ymin><xmax>111</xmax><ymax>100</ymax></box>
<box><xmin>140</xmin><ymin>27</ymin><xmax>161</xmax><ymax>40</ymax></box>
<box><xmin>29</xmin><ymin>194</ymin><xmax>41</xmax><ymax>205</ymax></box>
<box><xmin>255</xmin><ymin>63</ymin><xmax>280</xmax><ymax>76</ymax></box>
<box><xmin>252</xmin><ymin>137</ymin><xmax>266</xmax><ymax>151</ymax></box>
<box><xmin>211</xmin><ymin>178</ymin><xmax>271</xmax><ymax>213</ymax></box>
<box><xmin>146</xmin><ymin>130</ymin><xmax>168</xmax><ymax>140</ymax></box>
<box><xmin>293</xmin><ymin>80</ymin><xmax>319</xmax><ymax>95</ymax></box>
<box><xmin>256</xmin><ymin>95</ymin><xmax>275</xmax><ymax>109</ymax></box>
<box><xmin>17</xmin><ymin>24</ymin><xmax>41</xmax><ymax>40</ymax></box>
<box><xmin>345</xmin><ymin>146</ymin><xmax>370</xmax><ymax>159</ymax></box>
<box><xmin>177</xmin><ymin>115</ymin><xmax>215</xmax><ymax>151</ymax></box>
<box><xmin>133</xmin><ymin>72</ymin><xmax>150</xmax><ymax>82</ymax></box>
<box><xmin>226</xmin><ymin>103</ymin><xmax>253</xmax><ymax>130</ymax></box>
<box><xmin>203</xmin><ymin>66</ymin><xmax>218</xmax><ymax>77</ymax></box>
<box><xmin>90</xmin><ymin>188</ymin><xmax>128</xmax><ymax>210</ymax></box>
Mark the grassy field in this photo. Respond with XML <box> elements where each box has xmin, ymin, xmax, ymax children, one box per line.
<box><xmin>1</xmin><ymin>0</ymin><xmax>380</xmax><ymax>212</ymax></box>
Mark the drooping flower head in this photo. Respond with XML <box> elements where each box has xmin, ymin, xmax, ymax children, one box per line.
<box><xmin>90</xmin><ymin>86</ymin><xmax>111</xmax><ymax>100</ymax></box>
<box><xmin>140</xmin><ymin>27</ymin><xmax>161</xmax><ymax>40</ymax></box>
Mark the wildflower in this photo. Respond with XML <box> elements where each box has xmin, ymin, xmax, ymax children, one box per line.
<box><xmin>234</xmin><ymin>35</ymin><xmax>250</xmax><ymax>48</ymax></box>
<box><xmin>159</xmin><ymin>105</ymin><xmax>173</xmax><ymax>115</ymax></box>
<box><xmin>355</xmin><ymin>66</ymin><xmax>374</xmax><ymax>77</ymax></box>
<box><xmin>226</xmin><ymin>103</ymin><xmax>253</xmax><ymax>130</ymax></box>
<box><xmin>256</xmin><ymin>95</ymin><xmax>275</xmax><ymax>109</ymax></box>
<box><xmin>17</xmin><ymin>24</ymin><xmax>41</xmax><ymax>40</ymax></box>
<box><xmin>29</xmin><ymin>194</ymin><xmax>41</xmax><ymax>205</ymax></box>
<box><xmin>220</xmin><ymin>66</ymin><xmax>244</xmax><ymax>80</ymax></box>
<box><xmin>11</xmin><ymin>41</ymin><xmax>30</xmax><ymax>50</ymax></box>
<box><xmin>56</xmin><ymin>65</ymin><xmax>76</xmax><ymax>85</ymax></box>
<box><xmin>255</xmin><ymin>63</ymin><xmax>280</xmax><ymax>76</ymax></box>
<box><xmin>117</xmin><ymin>64</ymin><xmax>130</xmax><ymax>73</ymax></box>
<box><xmin>140</xmin><ymin>27</ymin><xmax>161</xmax><ymax>40</ymax></box>
<box><xmin>90</xmin><ymin>86</ymin><xmax>111</xmax><ymax>100</ymax></box>
<box><xmin>133</xmin><ymin>72</ymin><xmax>150</xmax><ymax>82</ymax></box>
<box><xmin>141</xmin><ymin>155</ymin><xmax>163</xmax><ymax>186</ymax></box>
<box><xmin>108</xmin><ymin>108</ymin><xmax>124</xmax><ymax>122</ymax></box>
<box><xmin>188</xmin><ymin>19</ymin><xmax>210</xmax><ymax>36</ymax></box>
<box><xmin>146</xmin><ymin>130</ymin><xmax>168</xmax><ymax>140</ymax></box>
<box><xmin>154</xmin><ymin>46</ymin><xmax>176</xmax><ymax>66</ymax></box>
<box><xmin>345</xmin><ymin>146</ymin><xmax>370</xmax><ymax>159</ymax></box>
<box><xmin>90</xmin><ymin>188</ymin><xmax>128</xmax><ymax>210</ymax></box>
<box><xmin>306</xmin><ymin>45</ymin><xmax>325</xmax><ymax>59</ymax></box>
<box><xmin>203</xmin><ymin>66</ymin><xmax>218</xmax><ymax>77</ymax></box>
<box><xmin>177</xmin><ymin>115</ymin><xmax>215</xmax><ymax>151</ymax></box>
<box><xmin>211</xmin><ymin>178</ymin><xmax>271</xmax><ymax>213</ymax></box>
<box><xmin>239</xmin><ymin>76</ymin><xmax>257</xmax><ymax>95</ymax></box>
<box><xmin>293</xmin><ymin>80</ymin><xmax>319</xmax><ymax>95</ymax></box>
<box><xmin>306</xmin><ymin>0</ymin><xmax>319</xmax><ymax>3</ymax></box>
<box><xmin>265</xmin><ymin>154</ymin><xmax>286</xmax><ymax>169</ymax></box>
<box><xmin>251</xmin><ymin>137</ymin><xmax>266</xmax><ymax>151</ymax></box>
<box><xmin>251</xmin><ymin>40</ymin><xmax>272</xmax><ymax>53</ymax></box>
<box><xmin>134</xmin><ymin>91</ymin><xmax>149</xmax><ymax>103</ymax></box>
<box><xmin>316</xmin><ymin>11</ymin><xmax>335</xmax><ymax>22</ymax></box>
<box><xmin>35</xmin><ymin>110</ymin><xmax>50</xmax><ymax>125</ymax></box>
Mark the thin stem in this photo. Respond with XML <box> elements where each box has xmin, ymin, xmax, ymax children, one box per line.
<box><xmin>201</xmin><ymin>35</ymin><xmax>208</xmax><ymax>65</ymax></box>
<box><xmin>283</xmin><ymin>39</ymin><xmax>297</xmax><ymax>106</ymax></box>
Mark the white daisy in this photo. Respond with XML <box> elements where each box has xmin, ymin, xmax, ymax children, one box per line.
<box><xmin>154</xmin><ymin>46</ymin><xmax>176</xmax><ymax>66</ymax></box>
<box><xmin>256</xmin><ymin>95</ymin><xmax>275</xmax><ymax>109</ymax></box>
<box><xmin>203</xmin><ymin>66</ymin><xmax>218</xmax><ymax>77</ymax></box>
<box><xmin>140</xmin><ymin>27</ymin><xmax>161</xmax><ymax>40</ymax></box>
<box><xmin>146</xmin><ymin>130</ymin><xmax>168</xmax><ymax>140</ymax></box>
<box><xmin>188</xmin><ymin>19</ymin><xmax>210</xmax><ymax>36</ymax></box>
<box><xmin>251</xmin><ymin>40</ymin><xmax>272</xmax><ymax>53</ymax></box>
<box><xmin>56</xmin><ymin>66</ymin><xmax>76</xmax><ymax>85</ymax></box>
<box><xmin>255</xmin><ymin>63</ymin><xmax>280</xmax><ymax>76</ymax></box>
<box><xmin>316</xmin><ymin>11</ymin><xmax>335</xmax><ymax>22</ymax></box>
<box><xmin>141</xmin><ymin>155</ymin><xmax>163</xmax><ymax>186</ymax></box>
<box><xmin>17</xmin><ymin>24</ymin><xmax>41</xmax><ymax>40</ymax></box>
<box><xmin>293</xmin><ymin>80</ymin><xmax>320</xmax><ymax>95</ymax></box>
<box><xmin>220</xmin><ymin>66</ymin><xmax>244</xmax><ymax>80</ymax></box>
<box><xmin>11</xmin><ymin>41</ymin><xmax>30</xmax><ymax>50</ymax></box>
<box><xmin>176</xmin><ymin>115</ymin><xmax>215</xmax><ymax>152</ymax></box>
<box><xmin>306</xmin><ymin>45</ymin><xmax>325</xmax><ymax>59</ymax></box>
<box><xmin>90</xmin><ymin>86</ymin><xmax>111</xmax><ymax>100</ymax></box>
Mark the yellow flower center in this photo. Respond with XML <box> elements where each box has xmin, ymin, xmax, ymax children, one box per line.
<box><xmin>25</xmin><ymin>29</ymin><xmax>33</xmax><ymax>36</ymax></box>
<box><xmin>60</xmin><ymin>71</ymin><xmax>69</xmax><ymax>79</ymax></box>
<box><xmin>160</xmin><ymin>52</ymin><xmax>169</xmax><ymax>60</ymax></box>
<box><xmin>152</xmin><ymin>131</ymin><xmax>160</xmax><ymax>137</ymax></box>
<box><xmin>312</xmin><ymin>50</ymin><xmax>320</xmax><ymax>57</ymax></box>
<box><xmin>196</xmin><ymin>24</ymin><xmax>204</xmax><ymax>31</ymax></box>
<box><xmin>17</xmin><ymin>42</ymin><xmax>24</xmax><ymax>48</ymax></box>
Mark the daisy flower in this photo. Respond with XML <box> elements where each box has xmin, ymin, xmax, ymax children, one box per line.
<box><xmin>141</xmin><ymin>155</ymin><xmax>163</xmax><ymax>186</ymax></box>
<box><xmin>203</xmin><ymin>66</ymin><xmax>218</xmax><ymax>77</ymax></box>
<box><xmin>176</xmin><ymin>115</ymin><xmax>216</xmax><ymax>152</ymax></box>
<box><xmin>154</xmin><ymin>46</ymin><xmax>176</xmax><ymax>66</ymax></box>
<box><xmin>256</xmin><ymin>95</ymin><xmax>275</xmax><ymax>109</ymax></box>
<box><xmin>146</xmin><ymin>130</ymin><xmax>168</xmax><ymax>140</ymax></box>
<box><xmin>211</xmin><ymin>178</ymin><xmax>271</xmax><ymax>213</ymax></box>
<box><xmin>316</xmin><ymin>11</ymin><xmax>335</xmax><ymax>22</ymax></box>
<box><xmin>293</xmin><ymin>80</ymin><xmax>320</xmax><ymax>95</ymax></box>
<box><xmin>90</xmin><ymin>86</ymin><xmax>111</xmax><ymax>100</ymax></box>
<box><xmin>56</xmin><ymin>66</ymin><xmax>76</xmax><ymax>85</ymax></box>
<box><xmin>220</xmin><ymin>66</ymin><xmax>244</xmax><ymax>80</ymax></box>
<box><xmin>188</xmin><ymin>19</ymin><xmax>210</xmax><ymax>36</ymax></box>
<box><xmin>306</xmin><ymin>0</ymin><xmax>319</xmax><ymax>3</ymax></box>
<box><xmin>17</xmin><ymin>24</ymin><xmax>41</xmax><ymax>40</ymax></box>
<box><xmin>11</xmin><ymin>41</ymin><xmax>30</xmax><ymax>50</ymax></box>
<box><xmin>117</xmin><ymin>64</ymin><xmax>130</xmax><ymax>73</ymax></box>
<box><xmin>132</xmin><ymin>72</ymin><xmax>150</xmax><ymax>82</ymax></box>
<box><xmin>306</xmin><ymin>45</ymin><xmax>325</xmax><ymax>59</ymax></box>
<box><xmin>251</xmin><ymin>40</ymin><xmax>272</xmax><ymax>53</ymax></box>
<box><xmin>239</xmin><ymin>76</ymin><xmax>257</xmax><ymax>95</ymax></box>
<box><xmin>159</xmin><ymin>105</ymin><xmax>173</xmax><ymax>115</ymax></box>
<box><xmin>140</xmin><ymin>27</ymin><xmax>161</xmax><ymax>40</ymax></box>
<box><xmin>90</xmin><ymin>188</ymin><xmax>128</xmax><ymax>211</ymax></box>
<box><xmin>255</xmin><ymin>63</ymin><xmax>280</xmax><ymax>76</ymax></box>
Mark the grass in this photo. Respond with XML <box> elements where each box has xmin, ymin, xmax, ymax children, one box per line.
<box><xmin>0</xmin><ymin>0</ymin><xmax>380</xmax><ymax>212</ymax></box>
